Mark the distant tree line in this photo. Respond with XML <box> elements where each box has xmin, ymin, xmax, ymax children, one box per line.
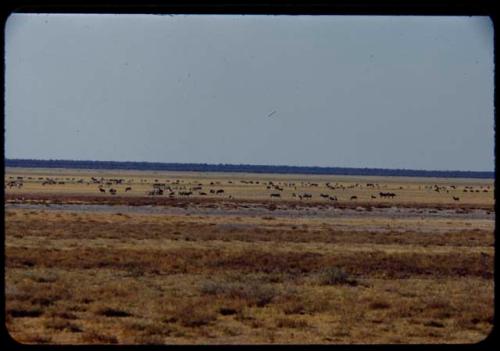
<box><xmin>4</xmin><ymin>159</ymin><xmax>494</xmax><ymax>179</ymax></box>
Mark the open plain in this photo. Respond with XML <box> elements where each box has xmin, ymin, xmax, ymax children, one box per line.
<box><xmin>4</xmin><ymin>167</ymin><xmax>495</xmax><ymax>344</ymax></box>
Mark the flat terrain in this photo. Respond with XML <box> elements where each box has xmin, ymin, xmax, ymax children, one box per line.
<box><xmin>4</xmin><ymin>167</ymin><xmax>495</xmax><ymax>344</ymax></box>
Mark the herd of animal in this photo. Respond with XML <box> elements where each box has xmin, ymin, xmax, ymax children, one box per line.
<box><xmin>4</xmin><ymin>175</ymin><xmax>492</xmax><ymax>203</ymax></box>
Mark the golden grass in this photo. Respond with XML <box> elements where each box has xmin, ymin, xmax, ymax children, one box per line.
<box><xmin>5</xmin><ymin>167</ymin><xmax>494</xmax><ymax>206</ymax></box>
<box><xmin>4</xmin><ymin>168</ymin><xmax>495</xmax><ymax>344</ymax></box>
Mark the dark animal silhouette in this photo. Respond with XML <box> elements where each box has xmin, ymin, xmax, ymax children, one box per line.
<box><xmin>379</xmin><ymin>192</ymin><xmax>396</xmax><ymax>198</ymax></box>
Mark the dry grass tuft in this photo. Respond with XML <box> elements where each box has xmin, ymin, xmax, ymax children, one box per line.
<box><xmin>94</xmin><ymin>306</ymin><xmax>133</xmax><ymax>318</ymax></box>
<box><xmin>172</xmin><ymin>302</ymin><xmax>218</xmax><ymax>327</ymax></box>
<box><xmin>21</xmin><ymin>334</ymin><xmax>53</xmax><ymax>344</ymax></box>
<box><xmin>43</xmin><ymin>317</ymin><xmax>82</xmax><ymax>333</ymax></box>
<box><xmin>133</xmin><ymin>334</ymin><xmax>165</xmax><ymax>344</ymax></box>
<box><xmin>7</xmin><ymin>302</ymin><xmax>44</xmax><ymax>318</ymax></box>
<box><xmin>424</xmin><ymin>320</ymin><xmax>446</xmax><ymax>328</ymax></box>
<box><xmin>200</xmin><ymin>279</ymin><xmax>278</xmax><ymax>307</ymax></box>
<box><xmin>275</xmin><ymin>316</ymin><xmax>310</xmax><ymax>329</ymax></box>
<box><xmin>369</xmin><ymin>301</ymin><xmax>392</xmax><ymax>310</ymax></box>
<box><xmin>80</xmin><ymin>330</ymin><xmax>119</xmax><ymax>344</ymax></box>
<box><xmin>47</xmin><ymin>310</ymin><xmax>78</xmax><ymax>320</ymax></box>
<box><xmin>319</xmin><ymin>266</ymin><xmax>358</xmax><ymax>286</ymax></box>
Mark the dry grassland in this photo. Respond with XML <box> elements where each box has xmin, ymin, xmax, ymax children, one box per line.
<box><xmin>4</xmin><ymin>168</ymin><xmax>495</xmax><ymax>344</ymax></box>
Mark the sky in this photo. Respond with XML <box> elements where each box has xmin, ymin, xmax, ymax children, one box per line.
<box><xmin>4</xmin><ymin>14</ymin><xmax>495</xmax><ymax>171</ymax></box>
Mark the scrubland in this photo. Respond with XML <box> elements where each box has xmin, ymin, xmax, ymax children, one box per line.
<box><xmin>4</xmin><ymin>169</ymin><xmax>495</xmax><ymax>344</ymax></box>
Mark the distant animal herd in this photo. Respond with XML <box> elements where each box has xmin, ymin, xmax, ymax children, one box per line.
<box><xmin>5</xmin><ymin>175</ymin><xmax>493</xmax><ymax>203</ymax></box>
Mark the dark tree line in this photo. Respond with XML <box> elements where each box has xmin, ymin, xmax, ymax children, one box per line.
<box><xmin>4</xmin><ymin>159</ymin><xmax>494</xmax><ymax>179</ymax></box>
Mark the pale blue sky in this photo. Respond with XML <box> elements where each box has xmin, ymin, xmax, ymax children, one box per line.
<box><xmin>4</xmin><ymin>14</ymin><xmax>495</xmax><ymax>171</ymax></box>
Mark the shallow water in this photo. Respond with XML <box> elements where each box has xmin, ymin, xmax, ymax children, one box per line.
<box><xmin>5</xmin><ymin>203</ymin><xmax>494</xmax><ymax>221</ymax></box>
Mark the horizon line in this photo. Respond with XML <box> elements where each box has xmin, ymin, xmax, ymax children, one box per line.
<box><xmin>4</xmin><ymin>158</ymin><xmax>495</xmax><ymax>175</ymax></box>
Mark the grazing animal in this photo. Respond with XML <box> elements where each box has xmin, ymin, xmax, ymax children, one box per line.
<box><xmin>329</xmin><ymin>196</ymin><xmax>337</xmax><ymax>201</ymax></box>
<box><xmin>199</xmin><ymin>192</ymin><xmax>207</xmax><ymax>196</ymax></box>
<box><xmin>216</xmin><ymin>189</ymin><xmax>224</xmax><ymax>194</ymax></box>
<box><xmin>109</xmin><ymin>188</ymin><xmax>117</xmax><ymax>195</ymax></box>
<box><xmin>302</xmin><ymin>193</ymin><xmax>312</xmax><ymax>199</ymax></box>
<box><xmin>153</xmin><ymin>183</ymin><xmax>166</xmax><ymax>190</ymax></box>
<box><xmin>350</xmin><ymin>195</ymin><xmax>358</xmax><ymax>200</ymax></box>
<box><xmin>147</xmin><ymin>188</ymin><xmax>163</xmax><ymax>196</ymax></box>
<box><xmin>371</xmin><ymin>195</ymin><xmax>377</xmax><ymax>199</ymax></box>
<box><xmin>379</xmin><ymin>192</ymin><xmax>396</xmax><ymax>198</ymax></box>
<box><xmin>453</xmin><ymin>196</ymin><xmax>460</xmax><ymax>201</ymax></box>
<box><xmin>320</xmin><ymin>194</ymin><xmax>329</xmax><ymax>198</ymax></box>
<box><xmin>125</xmin><ymin>187</ymin><xmax>132</xmax><ymax>192</ymax></box>
<box><xmin>99</xmin><ymin>188</ymin><xmax>106</xmax><ymax>193</ymax></box>
<box><xmin>270</xmin><ymin>193</ymin><xmax>281</xmax><ymax>198</ymax></box>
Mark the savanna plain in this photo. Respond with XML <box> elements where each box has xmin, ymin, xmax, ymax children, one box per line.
<box><xmin>4</xmin><ymin>167</ymin><xmax>495</xmax><ymax>344</ymax></box>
